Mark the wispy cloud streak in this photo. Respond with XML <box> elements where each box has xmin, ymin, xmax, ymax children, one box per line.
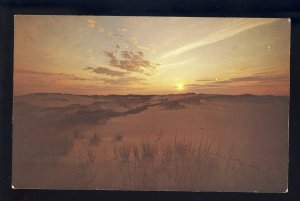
<box><xmin>84</xmin><ymin>66</ymin><xmax>129</xmax><ymax>77</ymax></box>
<box><xmin>161</xmin><ymin>18</ymin><xmax>279</xmax><ymax>59</ymax></box>
<box><xmin>15</xmin><ymin>70</ymin><xmax>88</xmax><ymax>81</ymax></box>
<box><xmin>187</xmin><ymin>73</ymin><xmax>289</xmax><ymax>89</ymax></box>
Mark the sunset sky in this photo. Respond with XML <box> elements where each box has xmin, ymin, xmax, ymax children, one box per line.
<box><xmin>14</xmin><ymin>16</ymin><xmax>290</xmax><ymax>96</ymax></box>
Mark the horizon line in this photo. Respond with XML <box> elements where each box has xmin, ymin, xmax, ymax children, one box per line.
<box><xmin>14</xmin><ymin>92</ymin><xmax>290</xmax><ymax>98</ymax></box>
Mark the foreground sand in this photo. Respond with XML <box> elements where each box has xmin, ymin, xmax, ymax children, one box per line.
<box><xmin>12</xmin><ymin>93</ymin><xmax>289</xmax><ymax>192</ymax></box>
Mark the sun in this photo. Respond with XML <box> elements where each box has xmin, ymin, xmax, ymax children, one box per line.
<box><xmin>177</xmin><ymin>83</ymin><xmax>184</xmax><ymax>91</ymax></box>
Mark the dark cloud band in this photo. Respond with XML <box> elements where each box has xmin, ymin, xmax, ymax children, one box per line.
<box><xmin>84</xmin><ymin>66</ymin><xmax>128</xmax><ymax>77</ymax></box>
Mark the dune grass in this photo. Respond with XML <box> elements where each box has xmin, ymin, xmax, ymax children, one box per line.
<box><xmin>71</xmin><ymin>134</ymin><xmax>275</xmax><ymax>192</ymax></box>
<box><xmin>98</xmin><ymin>136</ymin><xmax>237</xmax><ymax>191</ymax></box>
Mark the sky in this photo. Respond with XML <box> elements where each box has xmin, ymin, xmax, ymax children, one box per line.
<box><xmin>14</xmin><ymin>16</ymin><xmax>290</xmax><ymax>96</ymax></box>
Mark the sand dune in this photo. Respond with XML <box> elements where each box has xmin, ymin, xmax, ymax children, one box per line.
<box><xmin>12</xmin><ymin>93</ymin><xmax>289</xmax><ymax>192</ymax></box>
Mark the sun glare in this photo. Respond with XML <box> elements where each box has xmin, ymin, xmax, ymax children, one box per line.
<box><xmin>177</xmin><ymin>83</ymin><xmax>184</xmax><ymax>91</ymax></box>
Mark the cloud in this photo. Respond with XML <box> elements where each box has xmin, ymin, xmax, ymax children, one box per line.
<box><xmin>83</xmin><ymin>67</ymin><xmax>94</xmax><ymax>70</ymax></box>
<box><xmin>45</xmin><ymin>53</ymin><xmax>60</xmax><ymax>60</ymax></box>
<box><xmin>161</xmin><ymin>18</ymin><xmax>279</xmax><ymax>58</ymax></box>
<box><xmin>118</xmin><ymin>27</ymin><xmax>129</xmax><ymax>32</ymax></box>
<box><xmin>99</xmin><ymin>76</ymin><xmax>146</xmax><ymax>85</ymax></box>
<box><xmin>130</xmin><ymin>37</ymin><xmax>139</xmax><ymax>46</ymax></box>
<box><xmin>195</xmin><ymin>79</ymin><xmax>219</xmax><ymax>82</ymax></box>
<box><xmin>108</xmin><ymin>32</ymin><xmax>120</xmax><ymax>38</ymax></box>
<box><xmin>103</xmin><ymin>50</ymin><xmax>157</xmax><ymax>72</ymax></box>
<box><xmin>188</xmin><ymin>73</ymin><xmax>289</xmax><ymax>90</ymax></box>
<box><xmin>84</xmin><ymin>66</ymin><xmax>128</xmax><ymax>77</ymax></box>
<box><xmin>87</xmin><ymin>49</ymin><xmax>96</xmax><ymax>56</ymax></box>
<box><xmin>108</xmin><ymin>32</ymin><xmax>113</xmax><ymax>38</ymax></box>
<box><xmin>98</xmin><ymin>27</ymin><xmax>104</xmax><ymax>32</ymax></box>
<box><xmin>87</xmin><ymin>19</ymin><xmax>97</xmax><ymax>28</ymax></box>
<box><xmin>210</xmin><ymin>74</ymin><xmax>289</xmax><ymax>85</ymax></box>
<box><xmin>252</xmin><ymin>71</ymin><xmax>277</xmax><ymax>76</ymax></box>
<box><xmin>15</xmin><ymin>70</ymin><xmax>88</xmax><ymax>81</ymax></box>
<box><xmin>15</xmin><ymin>69</ymin><xmax>146</xmax><ymax>86</ymax></box>
<box><xmin>160</xmin><ymin>58</ymin><xmax>197</xmax><ymax>69</ymax></box>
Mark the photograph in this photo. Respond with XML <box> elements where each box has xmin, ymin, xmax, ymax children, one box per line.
<box><xmin>12</xmin><ymin>16</ymin><xmax>290</xmax><ymax>192</ymax></box>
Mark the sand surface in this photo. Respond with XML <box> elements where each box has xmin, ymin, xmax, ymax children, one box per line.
<box><xmin>12</xmin><ymin>93</ymin><xmax>289</xmax><ymax>192</ymax></box>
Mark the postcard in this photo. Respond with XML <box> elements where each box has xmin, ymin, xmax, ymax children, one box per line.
<box><xmin>12</xmin><ymin>16</ymin><xmax>290</xmax><ymax>192</ymax></box>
